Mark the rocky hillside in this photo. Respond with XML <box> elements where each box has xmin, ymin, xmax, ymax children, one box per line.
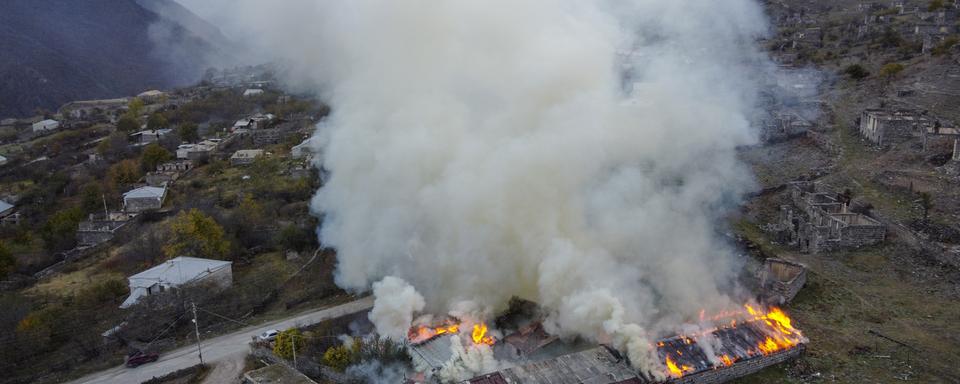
<box><xmin>0</xmin><ymin>0</ymin><xmax>232</xmax><ymax>118</ymax></box>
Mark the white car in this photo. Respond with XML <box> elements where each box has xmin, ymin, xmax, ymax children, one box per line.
<box><xmin>259</xmin><ymin>329</ymin><xmax>279</xmax><ymax>342</ymax></box>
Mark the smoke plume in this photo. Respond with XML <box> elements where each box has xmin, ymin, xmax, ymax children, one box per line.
<box><xmin>202</xmin><ymin>0</ymin><xmax>779</xmax><ymax>378</ymax></box>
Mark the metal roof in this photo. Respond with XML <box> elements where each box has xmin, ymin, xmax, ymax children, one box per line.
<box><xmin>123</xmin><ymin>186</ymin><xmax>166</xmax><ymax>199</ymax></box>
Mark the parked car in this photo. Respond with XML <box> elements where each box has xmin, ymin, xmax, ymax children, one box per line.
<box><xmin>125</xmin><ymin>351</ymin><xmax>159</xmax><ymax>368</ymax></box>
<box><xmin>259</xmin><ymin>329</ymin><xmax>280</xmax><ymax>342</ymax></box>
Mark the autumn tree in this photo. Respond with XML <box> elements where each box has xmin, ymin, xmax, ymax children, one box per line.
<box><xmin>40</xmin><ymin>207</ymin><xmax>85</xmax><ymax>251</ymax></box>
<box><xmin>177</xmin><ymin>122</ymin><xmax>200</xmax><ymax>143</ymax></box>
<box><xmin>164</xmin><ymin>209</ymin><xmax>230</xmax><ymax>259</ymax></box>
<box><xmin>274</xmin><ymin>328</ymin><xmax>307</xmax><ymax>360</ymax></box>
<box><xmin>127</xmin><ymin>97</ymin><xmax>145</xmax><ymax>118</ymax></box>
<box><xmin>322</xmin><ymin>340</ymin><xmax>360</xmax><ymax>372</ymax></box>
<box><xmin>107</xmin><ymin>159</ymin><xmax>143</xmax><ymax>187</ymax></box>
<box><xmin>879</xmin><ymin>63</ymin><xmax>905</xmax><ymax>80</ymax></box>
<box><xmin>116</xmin><ymin>114</ymin><xmax>140</xmax><ymax>132</ymax></box>
<box><xmin>140</xmin><ymin>143</ymin><xmax>173</xmax><ymax>172</ymax></box>
<box><xmin>146</xmin><ymin>113</ymin><xmax>169</xmax><ymax>131</ymax></box>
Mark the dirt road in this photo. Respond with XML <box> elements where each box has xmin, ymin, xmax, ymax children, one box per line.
<box><xmin>68</xmin><ymin>297</ymin><xmax>374</xmax><ymax>384</ymax></box>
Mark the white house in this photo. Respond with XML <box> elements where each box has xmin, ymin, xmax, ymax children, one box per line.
<box><xmin>122</xmin><ymin>186</ymin><xmax>167</xmax><ymax>212</ymax></box>
<box><xmin>0</xmin><ymin>200</ymin><xmax>14</xmax><ymax>218</ymax></box>
<box><xmin>0</xmin><ymin>154</ymin><xmax>8</xmax><ymax>166</ymax></box>
<box><xmin>32</xmin><ymin>119</ymin><xmax>60</xmax><ymax>133</ymax></box>
<box><xmin>120</xmin><ymin>257</ymin><xmax>233</xmax><ymax>308</ymax></box>
<box><xmin>230</xmin><ymin>149</ymin><xmax>264</xmax><ymax>165</ymax></box>
<box><xmin>243</xmin><ymin>89</ymin><xmax>265</xmax><ymax>97</ymax></box>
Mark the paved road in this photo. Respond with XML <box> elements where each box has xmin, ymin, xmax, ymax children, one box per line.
<box><xmin>68</xmin><ymin>297</ymin><xmax>374</xmax><ymax>384</ymax></box>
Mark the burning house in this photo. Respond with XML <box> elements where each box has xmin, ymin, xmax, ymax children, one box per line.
<box><xmin>406</xmin><ymin>304</ymin><xmax>805</xmax><ymax>384</ymax></box>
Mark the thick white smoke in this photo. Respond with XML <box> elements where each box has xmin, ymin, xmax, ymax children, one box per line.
<box><xmin>202</xmin><ymin>0</ymin><xmax>776</xmax><ymax>377</ymax></box>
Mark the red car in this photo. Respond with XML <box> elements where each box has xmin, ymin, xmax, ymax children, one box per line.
<box><xmin>125</xmin><ymin>351</ymin><xmax>159</xmax><ymax>368</ymax></box>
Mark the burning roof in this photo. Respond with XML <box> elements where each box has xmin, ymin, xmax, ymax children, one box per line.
<box><xmin>407</xmin><ymin>303</ymin><xmax>806</xmax><ymax>384</ymax></box>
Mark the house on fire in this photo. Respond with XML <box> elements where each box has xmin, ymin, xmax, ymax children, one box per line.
<box><xmin>120</xmin><ymin>256</ymin><xmax>233</xmax><ymax>308</ymax></box>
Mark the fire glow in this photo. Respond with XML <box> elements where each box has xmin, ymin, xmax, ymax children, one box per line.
<box><xmin>408</xmin><ymin>319</ymin><xmax>496</xmax><ymax>346</ymax></box>
<box><xmin>659</xmin><ymin>304</ymin><xmax>805</xmax><ymax>378</ymax></box>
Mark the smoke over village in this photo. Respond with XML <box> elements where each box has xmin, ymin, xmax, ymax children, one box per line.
<box><xmin>3</xmin><ymin>0</ymin><xmax>960</xmax><ymax>383</ymax></box>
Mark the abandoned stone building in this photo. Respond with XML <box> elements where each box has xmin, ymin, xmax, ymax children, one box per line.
<box><xmin>757</xmin><ymin>258</ymin><xmax>807</xmax><ymax>305</ymax></box>
<box><xmin>146</xmin><ymin>160</ymin><xmax>194</xmax><ymax>187</ymax></box>
<box><xmin>921</xmin><ymin>126</ymin><xmax>960</xmax><ymax>161</ymax></box>
<box><xmin>760</xmin><ymin>111</ymin><xmax>814</xmax><ymax>143</ymax></box>
<box><xmin>859</xmin><ymin>109</ymin><xmax>931</xmax><ymax>147</ymax></box>
<box><xmin>770</xmin><ymin>182</ymin><xmax>885</xmax><ymax>254</ymax></box>
<box><xmin>76</xmin><ymin>212</ymin><xmax>137</xmax><ymax>246</ymax></box>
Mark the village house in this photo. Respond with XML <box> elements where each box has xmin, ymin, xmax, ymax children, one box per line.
<box><xmin>243</xmin><ymin>364</ymin><xmax>317</xmax><ymax>384</ymax></box>
<box><xmin>0</xmin><ymin>154</ymin><xmax>8</xmax><ymax>166</ymax></box>
<box><xmin>176</xmin><ymin>140</ymin><xmax>218</xmax><ymax>161</ymax></box>
<box><xmin>58</xmin><ymin>98</ymin><xmax>129</xmax><ymax>121</ymax></box>
<box><xmin>76</xmin><ymin>212</ymin><xmax>137</xmax><ymax>246</ymax></box>
<box><xmin>0</xmin><ymin>200</ymin><xmax>14</xmax><ymax>218</ymax></box>
<box><xmin>129</xmin><ymin>129</ymin><xmax>172</xmax><ymax>145</ymax></box>
<box><xmin>146</xmin><ymin>160</ymin><xmax>194</xmax><ymax>187</ymax></box>
<box><xmin>859</xmin><ymin>109</ymin><xmax>931</xmax><ymax>146</ymax></box>
<box><xmin>122</xmin><ymin>186</ymin><xmax>167</xmax><ymax>212</ymax></box>
<box><xmin>136</xmin><ymin>89</ymin><xmax>167</xmax><ymax>104</ymax></box>
<box><xmin>760</xmin><ymin>111</ymin><xmax>814</xmax><ymax>143</ymax></box>
<box><xmin>231</xmin><ymin>149</ymin><xmax>264</xmax><ymax>165</ymax></box>
<box><xmin>243</xmin><ymin>89</ymin><xmax>265</xmax><ymax>97</ymax></box>
<box><xmin>291</xmin><ymin>138</ymin><xmax>315</xmax><ymax>159</ymax></box>
<box><xmin>32</xmin><ymin>119</ymin><xmax>60</xmax><ymax>133</ymax></box>
<box><xmin>922</xmin><ymin>125</ymin><xmax>960</xmax><ymax>161</ymax></box>
<box><xmin>232</xmin><ymin>113</ymin><xmax>276</xmax><ymax>132</ymax></box>
<box><xmin>770</xmin><ymin>182</ymin><xmax>885</xmax><ymax>254</ymax></box>
<box><xmin>119</xmin><ymin>256</ymin><xmax>233</xmax><ymax>308</ymax></box>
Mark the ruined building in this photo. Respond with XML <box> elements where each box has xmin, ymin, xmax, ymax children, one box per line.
<box><xmin>858</xmin><ymin>109</ymin><xmax>931</xmax><ymax>147</ymax></box>
<box><xmin>757</xmin><ymin>258</ymin><xmax>807</xmax><ymax>305</ymax></box>
<box><xmin>770</xmin><ymin>182</ymin><xmax>885</xmax><ymax>254</ymax></box>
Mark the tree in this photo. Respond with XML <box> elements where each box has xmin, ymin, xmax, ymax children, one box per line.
<box><xmin>80</xmin><ymin>182</ymin><xmax>104</xmax><ymax>214</ymax></box>
<box><xmin>107</xmin><ymin>159</ymin><xmax>143</xmax><ymax>187</ymax></box>
<box><xmin>40</xmin><ymin>207</ymin><xmax>85</xmax><ymax>251</ymax></box>
<box><xmin>177</xmin><ymin>122</ymin><xmax>200</xmax><ymax>143</ymax></box>
<box><xmin>146</xmin><ymin>113</ymin><xmax>168</xmax><ymax>131</ymax></box>
<box><xmin>917</xmin><ymin>192</ymin><xmax>933</xmax><ymax>221</ymax></box>
<box><xmin>116</xmin><ymin>114</ymin><xmax>140</xmax><ymax>132</ymax></box>
<box><xmin>127</xmin><ymin>97</ymin><xmax>145</xmax><ymax>118</ymax></box>
<box><xmin>0</xmin><ymin>241</ymin><xmax>15</xmax><ymax>279</ymax></box>
<box><xmin>140</xmin><ymin>143</ymin><xmax>173</xmax><ymax>172</ymax></box>
<box><xmin>879</xmin><ymin>62</ymin><xmax>905</xmax><ymax>80</ymax></box>
<box><xmin>164</xmin><ymin>209</ymin><xmax>231</xmax><ymax>260</ymax></box>
<box><xmin>931</xmin><ymin>36</ymin><xmax>958</xmax><ymax>56</ymax></box>
<box><xmin>843</xmin><ymin>64</ymin><xmax>870</xmax><ymax>80</ymax></box>
<box><xmin>322</xmin><ymin>343</ymin><xmax>356</xmax><ymax>372</ymax></box>
<box><xmin>929</xmin><ymin>0</ymin><xmax>946</xmax><ymax>11</ymax></box>
<box><xmin>274</xmin><ymin>328</ymin><xmax>306</xmax><ymax>360</ymax></box>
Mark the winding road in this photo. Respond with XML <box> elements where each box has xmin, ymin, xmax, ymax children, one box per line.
<box><xmin>68</xmin><ymin>297</ymin><xmax>374</xmax><ymax>384</ymax></box>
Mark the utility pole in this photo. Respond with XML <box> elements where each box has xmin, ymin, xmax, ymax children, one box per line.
<box><xmin>101</xmin><ymin>194</ymin><xmax>108</xmax><ymax>218</ymax></box>
<box><xmin>191</xmin><ymin>302</ymin><xmax>204</xmax><ymax>365</ymax></box>
<box><xmin>291</xmin><ymin>333</ymin><xmax>297</xmax><ymax>369</ymax></box>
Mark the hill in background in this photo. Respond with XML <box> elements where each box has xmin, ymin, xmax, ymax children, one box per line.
<box><xmin>0</xmin><ymin>0</ymin><xmax>233</xmax><ymax>118</ymax></box>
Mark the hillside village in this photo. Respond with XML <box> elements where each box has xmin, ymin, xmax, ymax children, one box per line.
<box><xmin>0</xmin><ymin>65</ymin><xmax>347</xmax><ymax>384</ymax></box>
<box><xmin>0</xmin><ymin>0</ymin><xmax>959</xmax><ymax>384</ymax></box>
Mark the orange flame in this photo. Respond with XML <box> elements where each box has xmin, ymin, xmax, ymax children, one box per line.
<box><xmin>471</xmin><ymin>323</ymin><xmax>495</xmax><ymax>345</ymax></box>
<box><xmin>719</xmin><ymin>354</ymin><xmax>734</xmax><ymax>367</ymax></box>
<box><xmin>660</xmin><ymin>304</ymin><xmax>804</xmax><ymax>377</ymax></box>
<box><xmin>665</xmin><ymin>355</ymin><xmax>693</xmax><ymax>377</ymax></box>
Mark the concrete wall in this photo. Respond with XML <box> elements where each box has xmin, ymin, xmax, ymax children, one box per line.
<box><xmin>124</xmin><ymin>197</ymin><xmax>163</xmax><ymax>212</ymax></box>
